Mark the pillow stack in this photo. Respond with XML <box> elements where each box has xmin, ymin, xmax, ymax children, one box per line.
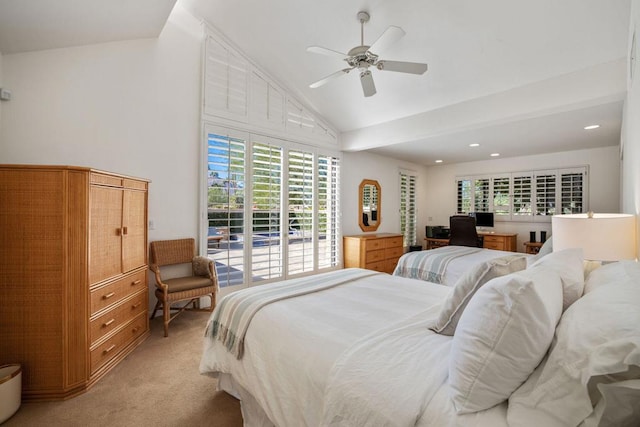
<box><xmin>507</xmin><ymin>260</ymin><xmax>640</xmax><ymax>427</ymax></box>
<box><xmin>445</xmin><ymin>249</ymin><xmax>584</xmax><ymax>414</ymax></box>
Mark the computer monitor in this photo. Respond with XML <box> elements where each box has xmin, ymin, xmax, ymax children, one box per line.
<box><xmin>470</xmin><ymin>212</ymin><xmax>494</xmax><ymax>228</ymax></box>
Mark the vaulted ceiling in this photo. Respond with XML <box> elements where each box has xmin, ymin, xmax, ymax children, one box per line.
<box><xmin>0</xmin><ymin>0</ymin><xmax>631</xmax><ymax>165</ymax></box>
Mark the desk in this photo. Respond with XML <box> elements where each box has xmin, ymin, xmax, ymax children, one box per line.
<box><xmin>425</xmin><ymin>232</ymin><xmax>518</xmax><ymax>252</ymax></box>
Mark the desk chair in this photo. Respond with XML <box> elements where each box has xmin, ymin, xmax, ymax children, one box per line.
<box><xmin>149</xmin><ymin>238</ymin><xmax>218</xmax><ymax>337</ymax></box>
<box><xmin>449</xmin><ymin>215</ymin><xmax>483</xmax><ymax>247</ymax></box>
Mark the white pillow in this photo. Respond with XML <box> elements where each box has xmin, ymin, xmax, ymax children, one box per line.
<box><xmin>431</xmin><ymin>255</ymin><xmax>527</xmax><ymax>336</ymax></box>
<box><xmin>507</xmin><ymin>261</ymin><xmax>640</xmax><ymax>427</ymax></box>
<box><xmin>583</xmin><ymin>261</ymin><xmax>635</xmax><ymax>295</ymax></box>
<box><xmin>448</xmin><ymin>265</ymin><xmax>563</xmax><ymax>414</ymax></box>
<box><xmin>528</xmin><ymin>248</ymin><xmax>584</xmax><ymax>311</ymax></box>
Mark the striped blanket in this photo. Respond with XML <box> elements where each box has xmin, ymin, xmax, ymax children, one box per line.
<box><xmin>205</xmin><ymin>268</ymin><xmax>381</xmax><ymax>359</ymax></box>
<box><xmin>393</xmin><ymin>246</ymin><xmax>481</xmax><ymax>284</ymax></box>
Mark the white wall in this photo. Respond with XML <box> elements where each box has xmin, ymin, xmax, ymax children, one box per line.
<box><xmin>0</xmin><ymin>5</ymin><xmax>202</xmax><ymax>245</ymax></box>
<box><xmin>0</xmin><ymin>52</ymin><xmax>3</xmax><ymax>131</ymax></box>
<box><xmin>621</xmin><ymin>0</ymin><xmax>640</xmax><ymax>252</ymax></box>
<box><xmin>423</xmin><ymin>146</ymin><xmax>621</xmax><ymax>252</ymax></box>
<box><xmin>0</xmin><ymin>6</ymin><xmax>203</xmax><ymax>309</ymax></box>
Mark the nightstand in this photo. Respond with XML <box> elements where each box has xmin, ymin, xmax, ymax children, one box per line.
<box><xmin>524</xmin><ymin>241</ymin><xmax>543</xmax><ymax>254</ymax></box>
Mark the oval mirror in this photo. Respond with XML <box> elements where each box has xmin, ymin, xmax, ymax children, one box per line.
<box><xmin>359</xmin><ymin>179</ymin><xmax>381</xmax><ymax>232</ymax></box>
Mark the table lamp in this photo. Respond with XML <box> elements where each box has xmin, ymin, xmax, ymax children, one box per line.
<box><xmin>552</xmin><ymin>212</ymin><xmax>637</xmax><ymax>262</ymax></box>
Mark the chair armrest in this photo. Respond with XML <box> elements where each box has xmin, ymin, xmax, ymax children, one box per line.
<box><xmin>149</xmin><ymin>264</ymin><xmax>168</xmax><ymax>291</ymax></box>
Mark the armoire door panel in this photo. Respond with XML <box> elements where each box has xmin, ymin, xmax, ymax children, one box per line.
<box><xmin>89</xmin><ymin>186</ymin><xmax>123</xmax><ymax>284</ymax></box>
<box><xmin>122</xmin><ymin>189</ymin><xmax>147</xmax><ymax>272</ymax></box>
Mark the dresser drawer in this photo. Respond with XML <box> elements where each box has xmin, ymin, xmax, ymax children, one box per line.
<box><xmin>366</xmin><ymin>249</ymin><xmax>385</xmax><ymax>263</ymax></box>
<box><xmin>365</xmin><ymin>260</ymin><xmax>386</xmax><ymax>272</ymax></box>
<box><xmin>385</xmin><ymin>246</ymin><xmax>404</xmax><ymax>260</ymax></box>
<box><xmin>90</xmin><ymin>312</ymin><xmax>147</xmax><ymax>373</ymax></box>
<box><xmin>364</xmin><ymin>239</ymin><xmax>385</xmax><ymax>251</ymax></box>
<box><xmin>90</xmin><ymin>291</ymin><xmax>147</xmax><ymax>345</ymax></box>
<box><xmin>385</xmin><ymin>236</ymin><xmax>404</xmax><ymax>248</ymax></box>
<box><xmin>90</xmin><ymin>270</ymin><xmax>146</xmax><ymax>315</ymax></box>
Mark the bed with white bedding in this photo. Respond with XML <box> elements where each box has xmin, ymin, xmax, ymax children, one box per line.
<box><xmin>200</xmin><ymin>250</ymin><xmax>640</xmax><ymax>427</ymax></box>
<box><xmin>392</xmin><ymin>245</ymin><xmax>531</xmax><ymax>286</ymax></box>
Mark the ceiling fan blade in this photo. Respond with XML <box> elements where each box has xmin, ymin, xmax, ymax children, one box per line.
<box><xmin>369</xmin><ymin>26</ymin><xmax>405</xmax><ymax>54</ymax></box>
<box><xmin>306</xmin><ymin>46</ymin><xmax>348</xmax><ymax>59</ymax></box>
<box><xmin>376</xmin><ymin>60</ymin><xmax>428</xmax><ymax>75</ymax></box>
<box><xmin>360</xmin><ymin>70</ymin><xmax>376</xmax><ymax>97</ymax></box>
<box><xmin>309</xmin><ymin>68</ymin><xmax>353</xmax><ymax>88</ymax></box>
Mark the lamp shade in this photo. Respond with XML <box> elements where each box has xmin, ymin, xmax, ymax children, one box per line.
<box><xmin>552</xmin><ymin>213</ymin><xmax>637</xmax><ymax>261</ymax></box>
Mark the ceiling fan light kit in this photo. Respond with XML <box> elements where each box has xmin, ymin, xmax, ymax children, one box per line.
<box><xmin>307</xmin><ymin>11</ymin><xmax>428</xmax><ymax>97</ymax></box>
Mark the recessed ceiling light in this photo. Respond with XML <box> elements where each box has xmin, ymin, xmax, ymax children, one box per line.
<box><xmin>584</xmin><ymin>125</ymin><xmax>600</xmax><ymax>130</ymax></box>
<box><xmin>435</xmin><ymin>159</ymin><xmax>443</xmax><ymax>163</ymax></box>
<box><xmin>490</xmin><ymin>153</ymin><xmax>500</xmax><ymax>157</ymax></box>
<box><xmin>469</xmin><ymin>143</ymin><xmax>480</xmax><ymax>147</ymax></box>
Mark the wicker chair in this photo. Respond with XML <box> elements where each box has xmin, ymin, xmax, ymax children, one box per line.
<box><xmin>149</xmin><ymin>238</ymin><xmax>218</xmax><ymax>337</ymax></box>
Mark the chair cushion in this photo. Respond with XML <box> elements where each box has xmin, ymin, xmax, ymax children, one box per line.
<box><xmin>164</xmin><ymin>276</ymin><xmax>213</xmax><ymax>293</ymax></box>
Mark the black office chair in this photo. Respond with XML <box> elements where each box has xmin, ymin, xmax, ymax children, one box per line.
<box><xmin>449</xmin><ymin>215</ymin><xmax>483</xmax><ymax>247</ymax></box>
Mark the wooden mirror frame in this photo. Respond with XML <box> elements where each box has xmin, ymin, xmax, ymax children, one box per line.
<box><xmin>358</xmin><ymin>179</ymin><xmax>381</xmax><ymax>232</ymax></box>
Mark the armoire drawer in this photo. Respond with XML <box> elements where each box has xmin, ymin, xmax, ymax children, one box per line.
<box><xmin>90</xmin><ymin>312</ymin><xmax>147</xmax><ymax>373</ymax></box>
<box><xmin>90</xmin><ymin>270</ymin><xmax>146</xmax><ymax>315</ymax></box>
<box><xmin>90</xmin><ymin>291</ymin><xmax>147</xmax><ymax>345</ymax></box>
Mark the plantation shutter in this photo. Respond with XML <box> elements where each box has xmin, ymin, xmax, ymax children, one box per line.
<box><xmin>317</xmin><ymin>156</ymin><xmax>341</xmax><ymax>269</ymax></box>
<box><xmin>456</xmin><ymin>178</ymin><xmax>472</xmax><ymax>214</ymax></box>
<box><xmin>207</xmin><ymin>132</ymin><xmax>247</xmax><ymax>288</ymax></box>
<box><xmin>204</xmin><ymin>36</ymin><xmax>248</xmax><ymax>121</ymax></box>
<box><xmin>287</xmin><ymin>149</ymin><xmax>314</xmax><ymax>275</ymax></box>
<box><xmin>400</xmin><ymin>170</ymin><xmax>417</xmax><ymax>247</ymax></box>
<box><xmin>512</xmin><ymin>173</ymin><xmax>533</xmax><ymax>220</ymax></box>
<box><xmin>251</xmin><ymin>142</ymin><xmax>283</xmax><ymax>280</ymax></box>
<box><xmin>492</xmin><ymin>176</ymin><xmax>511</xmax><ymax>218</ymax></box>
<box><xmin>560</xmin><ymin>168</ymin><xmax>587</xmax><ymax>214</ymax></box>
<box><xmin>534</xmin><ymin>171</ymin><xmax>556</xmax><ymax>217</ymax></box>
<box><xmin>474</xmin><ymin>178</ymin><xmax>490</xmax><ymax>212</ymax></box>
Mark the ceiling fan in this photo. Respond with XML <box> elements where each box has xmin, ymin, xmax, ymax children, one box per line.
<box><xmin>307</xmin><ymin>11</ymin><xmax>428</xmax><ymax>97</ymax></box>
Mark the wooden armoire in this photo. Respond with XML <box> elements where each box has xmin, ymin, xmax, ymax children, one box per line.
<box><xmin>0</xmin><ymin>165</ymin><xmax>150</xmax><ymax>401</ymax></box>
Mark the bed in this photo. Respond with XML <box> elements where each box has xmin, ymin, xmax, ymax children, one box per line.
<box><xmin>200</xmin><ymin>249</ymin><xmax>640</xmax><ymax>427</ymax></box>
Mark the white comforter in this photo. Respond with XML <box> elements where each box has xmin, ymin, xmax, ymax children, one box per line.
<box><xmin>200</xmin><ymin>269</ymin><xmax>508</xmax><ymax>426</ymax></box>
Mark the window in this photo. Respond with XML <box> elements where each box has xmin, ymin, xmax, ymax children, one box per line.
<box><xmin>205</xmin><ymin>126</ymin><xmax>341</xmax><ymax>290</ymax></box>
<box><xmin>455</xmin><ymin>167</ymin><xmax>587</xmax><ymax>222</ymax></box>
<box><xmin>399</xmin><ymin>170</ymin><xmax>417</xmax><ymax>246</ymax></box>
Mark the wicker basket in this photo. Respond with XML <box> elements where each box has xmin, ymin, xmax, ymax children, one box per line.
<box><xmin>0</xmin><ymin>364</ymin><xmax>21</xmax><ymax>423</ymax></box>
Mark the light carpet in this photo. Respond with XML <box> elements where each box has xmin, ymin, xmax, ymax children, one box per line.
<box><xmin>4</xmin><ymin>311</ymin><xmax>243</xmax><ymax>427</ymax></box>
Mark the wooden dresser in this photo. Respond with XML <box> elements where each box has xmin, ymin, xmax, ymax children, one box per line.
<box><xmin>343</xmin><ymin>233</ymin><xmax>404</xmax><ymax>273</ymax></box>
<box><xmin>0</xmin><ymin>165</ymin><xmax>150</xmax><ymax>401</ymax></box>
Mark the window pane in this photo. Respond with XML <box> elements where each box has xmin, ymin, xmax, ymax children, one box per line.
<box><xmin>207</xmin><ymin>132</ymin><xmax>246</xmax><ymax>288</ymax></box>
